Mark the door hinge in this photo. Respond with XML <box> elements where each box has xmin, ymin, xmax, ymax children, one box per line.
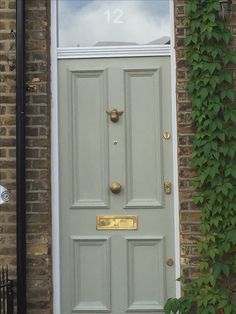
<box><xmin>164</xmin><ymin>182</ymin><xmax>171</xmax><ymax>195</ymax></box>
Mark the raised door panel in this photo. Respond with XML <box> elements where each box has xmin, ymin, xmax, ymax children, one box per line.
<box><xmin>70</xmin><ymin>237</ymin><xmax>111</xmax><ymax>313</ymax></box>
<box><xmin>126</xmin><ymin>237</ymin><xmax>165</xmax><ymax>312</ymax></box>
<box><xmin>124</xmin><ymin>69</ymin><xmax>163</xmax><ymax>209</ymax></box>
<box><xmin>70</xmin><ymin>70</ymin><xmax>109</xmax><ymax>209</ymax></box>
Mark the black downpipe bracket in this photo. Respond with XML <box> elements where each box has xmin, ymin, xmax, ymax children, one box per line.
<box><xmin>16</xmin><ymin>0</ymin><xmax>26</xmax><ymax>313</ymax></box>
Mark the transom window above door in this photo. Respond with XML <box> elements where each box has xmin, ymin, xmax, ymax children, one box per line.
<box><xmin>57</xmin><ymin>0</ymin><xmax>171</xmax><ymax>48</ymax></box>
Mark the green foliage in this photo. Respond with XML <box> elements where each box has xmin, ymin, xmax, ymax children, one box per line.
<box><xmin>165</xmin><ymin>0</ymin><xmax>236</xmax><ymax>313</ymax></box>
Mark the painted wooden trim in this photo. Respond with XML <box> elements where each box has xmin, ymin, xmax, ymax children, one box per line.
<box><xmin>51</xmin><ymin>0</ymin><xmax>61</xmax><ymax>313</ymax></box>
<box><xmin>170</xmin><ymin>0</ymin><xmax>181</xmax><ymax>298</ymax></box>
<box><xmin>57</xmin><ymin>45</ymin><xmax>171</xmax><ymax>59</ymax></box>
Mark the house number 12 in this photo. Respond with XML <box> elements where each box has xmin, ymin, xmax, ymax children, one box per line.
<box><xmin>104</xmin><ymin>9</ymin><xmax>124</xmax><ymax>24</ymax></box>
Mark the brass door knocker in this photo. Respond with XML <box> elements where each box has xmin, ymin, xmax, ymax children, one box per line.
<box><xmin>106</xmin><ymin>109</ymin><xmax>123</xmax><ymax>123</ymax></box>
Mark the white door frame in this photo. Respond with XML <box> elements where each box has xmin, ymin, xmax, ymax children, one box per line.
<box><xmin>51</xmin><ymin>1</ymin><xmax>180</xmax><ymax>313</ymax></box>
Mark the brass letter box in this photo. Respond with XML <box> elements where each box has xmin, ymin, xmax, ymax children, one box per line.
<box><xmin>96</xmin><ymin>215</ymin><xmax>138</xmax><ymax>230</ymax></box>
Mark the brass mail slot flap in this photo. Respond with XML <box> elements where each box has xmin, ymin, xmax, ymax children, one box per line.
<box><xmin>96</xmin><ymin>215</ymin><xmax>138</xmax><ymax>230</ymax></box>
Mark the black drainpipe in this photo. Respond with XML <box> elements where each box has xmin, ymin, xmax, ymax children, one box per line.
<box><xmin>16</xmin><ymin>0</ymin><xmax>26</xmax><ymax>313</ymax></box>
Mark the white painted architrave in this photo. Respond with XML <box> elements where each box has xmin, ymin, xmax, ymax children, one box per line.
<box><xmin>51</xmin><ymin>1</ymin><xmax>61</xmax><ymax>313</ymax></box>
<box><xmin>170</xmin><ymin>0</ymin><xmax>181</xmax><ymax>299</ymax></box>
<box><xmin>51</xmin><ymin>1</ymin><xmax>180</xmax><ymax>313</ymax></box>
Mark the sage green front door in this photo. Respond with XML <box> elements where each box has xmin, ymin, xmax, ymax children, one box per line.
<box><xmin>58</xmin><ymin>57</ymin><xmax>176</xmax><ymax>314</ymax></box>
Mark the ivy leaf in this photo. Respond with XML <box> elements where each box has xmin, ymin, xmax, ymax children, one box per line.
<box><xmin>229</xmin><ymin>52</ymin><xmax>236</xmax><ymax>64</ymax></box>
<box><xmin>188</xmin><ymin>82</ymin><xmax>196</xmax><ymax>93</ymax></box>
<box><xmin>217</xmin><ymin>132</ymin><xmax>225</xmax><ymax>142</ymax></box>
<box><xmin>212</xmin><ymin>31</ymin><xmax>221</xmax><ymax>41</ymax></box>
<box><xmin>185</xmin><ymin>35</ymin><xmax>192</xmax><ymax>46</ymax></box>
<box><xmin>213</xmin><ymin>263</ymin><xmax>221</xmax><ymax>278</ymax></box>
<box><xmin>203</xmin><ymin>13</ymin><xmax>215</xmax><ymax>23</ymax></box>
<box><xmin>200</xmin><ymin>261</ymin><xmax>209</xmax><ymax>271</ymax></box>
<box><xmin>227</xmin><ymin>229</ymin><xmax>236</xmax><ymax>245</ymax></box>
<box><xmin>221</xmin><ymin>184</ymin><xmax>229</xmax><ymax>196</ymax></box>
<box><xmin>222</xmin><ymin>264</ymin><xmax>230</xmax><ymax>276</ymax></box>
<box><xmin>225</xmin><ymin>165</ymin><xmax>236</xmax><ymax>179</ymax></box>
<box><xmin>229</xmin><ymin>109</ymin><xmax>236</xmax><ymax>122</ymax></box>
<box><xmin>221</xmin><ymin>89</ymin><xmax>235</xmax><ymax>101</ymax></box>
<box><xmin>192</xmin><ymin>97</ymin><xmax>202</xmax><ymax>108</ymax></box>
<box><xmin>222</xmin><ymin>32</ymin><xmax>232</xmax><ymax>44</ymax></box>
<box><xmin>224</xmin><ymin>305</ymin><xmax>234</xmax><ymax>314</ymax></box>
<box><xmin>200</xmin><ymin>88</ymin><xmax>208</xmax><ymax>99</ymax></box>
<box><xmin>208</xmin><ymin>1</ymin><xmax>221</xmax><ymax>11</ymax></box>
<box><xmin>186</xmin><ymin>2</ymin><xmax>197</xmax><ymax>15</ymax></box>
<box><xmin>207</xmin><ymin>63</ymin><xmax>218</xmax><ymax>75</ymax></box>
<box><xmin>211</xmin><ymin>48</ymin><xmax>219</xmax><ymax>58</ymax></box>
<box><xmin>211</xmin><ymin>141</ymin><xmax>218</xmax><ymax>151</ymax></box>
<box><xmin>221</xmin><ymin>242</ymin><xmax>230</xmax><ymax>253</ymax></box>
<box><xmin>209</xmin><ymin>76</ymin><xmax>219</xmax><ymax>89</ymax></box>
<box><xmin>194</xmin><ymin>195</ymin><xmax>204</xmax><ymax>204</ymax></box>
<box><xmin>200</xmin><ymin>223</ymin><xmax>210</xmax><ymax>234</ymax></box>
<box><xmin>185</xmin><ymin>33</ymin><xmax>198</xmax><ymax>45</ymax></box>
<box><xmin>223</xmin><ymin>72</ymin><xmax>233</xmax><ymax>83</ymax></box>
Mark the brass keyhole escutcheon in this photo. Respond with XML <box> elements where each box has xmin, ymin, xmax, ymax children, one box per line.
<box><xmin>166</xmin><ymin>258</ymin><xmax>174</xmax><ymax>267</ymax></box>
<box><xmin>106</xmin><ymin>109</ymin><xmax>123</xmax><ymax>123</ymax></box>
<box><xmin>110</xmin><ymin>182</ymin><xmax>122</xmax><ymax>194</ymax></box>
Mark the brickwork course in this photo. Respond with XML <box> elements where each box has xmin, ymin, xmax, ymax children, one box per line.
<box><xmin>0</xmin><ymin>0</ymin><xmax>235</xmax><ymax>313</ymax></box>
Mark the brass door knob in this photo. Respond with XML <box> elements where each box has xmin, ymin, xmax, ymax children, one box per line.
<box><xmin>110</xmin><ymin>182</ymin><xmax>122</xmax><ymax>194</ymax></box>
<box><xmin>106</xmin><ymin>109</ymin><xmax>123</xmax><ymax>122</ymax></box>
<box><xmin>166</xmin><ymin>258</ymin><xmax>174</xmax><ymax>267</ymax></box>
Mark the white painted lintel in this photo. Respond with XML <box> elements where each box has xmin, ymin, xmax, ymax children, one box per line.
<box><xmin>57</xmin><ymin>45</ymin><xmax>171</xmax><ymax>59</ymax></box>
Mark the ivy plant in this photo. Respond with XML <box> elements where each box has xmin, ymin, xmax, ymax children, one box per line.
<box><xmin>165</xmin><ymin>0</ymin><xmax>236</xmax><ymax>313</ymax></box>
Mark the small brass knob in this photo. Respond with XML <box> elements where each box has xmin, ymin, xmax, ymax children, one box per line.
<box><xmin>163</xmin><ymin>132</ymin><xmax>171</xmax><ymax>140</ymax></box>
<box><xmin>106</xmin><ymin>109</ymin><xmax>123</xmax><ymax>123</ymax></box>
<box><xmin>110</xmin><ymin>182</ymin><xmax>122</xmax><ymax>194</ymax></box>
<box><xmin>166</xmin><ymin>258</ymin><xmax>174</xmax><ymax>267</ymax></box>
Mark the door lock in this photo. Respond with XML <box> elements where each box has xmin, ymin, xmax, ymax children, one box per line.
<box><xmin>164</xmin><ymin>182</ymin><xmax>171</xmax><ymax>195</ymax></box>
<box><xmin>106</xmin><ymin>109</ymin><xmax>123</xmax><ymax>122</ymax></box>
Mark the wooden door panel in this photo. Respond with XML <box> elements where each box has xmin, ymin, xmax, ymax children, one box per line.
<box><xmin>70</xmin><ymin>237</ymin><xmax>111</xmax><ymax>313</ymax></box>
<box><xmin>126</xmin><ymin>237</ymin><xmax>165</xmax><ymax>312</ymax></box>
<box><xmin>70</xmin><ymin>70</ymin><xmax>109</xmax><ymax>209</ymax></box>
<box><xmin>124</xmin><ymin>69</ymin><xmax>163</xmax><ymax>209</ymax></box>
